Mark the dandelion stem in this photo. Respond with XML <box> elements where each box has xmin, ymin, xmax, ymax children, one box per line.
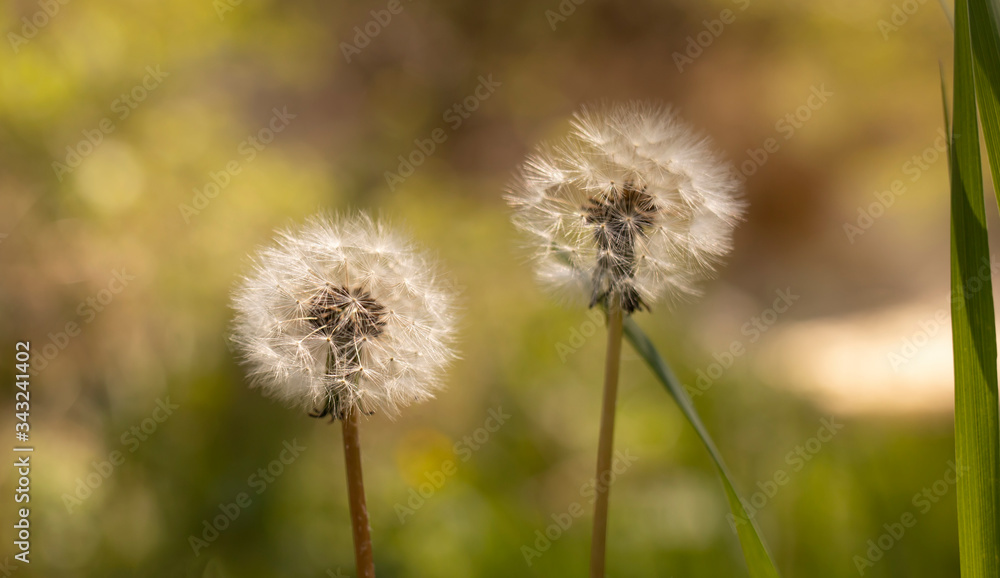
<box><xmin>590</xmin><ymin>304</ymin><xmax>624</xmax><ymax>578</ymax></box>
<box><xmin>342</xmin><ymin>405</ymin><xmax>375</xmax><ymax>578</ymax></box>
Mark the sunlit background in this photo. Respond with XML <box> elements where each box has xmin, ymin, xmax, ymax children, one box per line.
<box><xmin>0</xmin><ymin>0</ymin><xmax>975</xmax><ymax>576</ymax></box>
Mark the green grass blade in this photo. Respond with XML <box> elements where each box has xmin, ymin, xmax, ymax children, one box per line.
<box><xmin>951</xmin><ymin>1</ymin><xmax>1000</xmax><ymax>576</ymax></box>
<box><xmin>942</xmin><ymin>62</ymin><xmax>953</xmax><ymax>154</ymax></box>
<box><xmin>623</xmin><ymin>317</ymin><xmax>780</xmax><ymax>578</ymax></box>
<box><xmin>970</xmin><ymin>0</ymin><xmax>1000</xmax><ymax>204</ymax></box>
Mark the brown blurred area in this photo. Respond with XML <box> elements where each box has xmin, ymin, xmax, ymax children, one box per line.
<box><xmin>0</xmin><ymin>0</ymin><xmax>966</xmax><ymax>576</ymax></box>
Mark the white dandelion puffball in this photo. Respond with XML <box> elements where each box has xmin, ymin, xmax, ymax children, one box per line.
<box><xmin>505</xmin><ymin>102</ymin><xmax>746</xmax><ymax>314</ymax></box>
<box><xmin>231</xmin><ymin>214</ymin><xmax>458</xmax><ymax>418</ymax></box>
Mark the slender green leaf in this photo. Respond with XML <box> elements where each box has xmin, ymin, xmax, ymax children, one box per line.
<box><xmin>623</xmin><ymin>318</ymin><xmax>780</xmax><ymax>578</ymax></box>
<box><xmin>951</xmin><ymin>1</ymin><xmax>1000</xmax><ymax>575</ymax></box>
<box><xmin>970</xmin><ymin>0</ymin><xmax>1000</xmax><ymax>204</ymax></box>
<box><xmin>942</xmin><ymin>62</ymin><xmax>952</xmax><ymax>155</ymax></box>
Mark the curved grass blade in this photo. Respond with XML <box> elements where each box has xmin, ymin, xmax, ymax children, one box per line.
<box><xmin>622</xmin><ymin>317</ymin><xmax>780</xmax><ymax>578</ymax></box>
<box><xmin>969</xmin><ymin>0</ymin><xmax>1000</xmax><ymax>205</ymax></box>
<box><xmin>941</xmin><ymin>63</ymin><xmax>952</xmax><ymax>151</ymax></box>
<box><xmin>951</xmin><ymin>1</ymin><xmax>1000</xmax><ymax>575</ymax></box>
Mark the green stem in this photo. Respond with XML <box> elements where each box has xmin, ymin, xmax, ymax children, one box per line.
<box><xmin>590</xmin><ymin>305</ymin><xmax>624</xmax><ymax>578</ymax></box>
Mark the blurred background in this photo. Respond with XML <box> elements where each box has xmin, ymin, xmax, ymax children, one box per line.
<box><xmin>0</xmin><ymin>0</ymin><xmax>973</xmax><ymax>576</ymax></box>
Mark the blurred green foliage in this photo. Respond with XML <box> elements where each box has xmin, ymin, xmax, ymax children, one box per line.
<box><xmin>0</xmin><ymin>0</ymin><xmax>961</xmax><ymax>576</ymax></box>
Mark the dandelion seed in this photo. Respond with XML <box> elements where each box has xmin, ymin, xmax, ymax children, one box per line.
<box><xmin>231</xmin><ymin>212</ymin><xmax>458</xmax><ymax>578</ymax></box>
<box><xmin>231</xmin><ymin>213</ymin><xmax>458</xmax><ymax>419</ymax></box>
<box><xmin>505</xmin><ymin>102</ymin><xmax>745</xmax><ymax>578</ymax></box>
<box><xmin>505</xmin><ymin>102</ymin><xmax>745</xmax><ymax>314</ymax></box>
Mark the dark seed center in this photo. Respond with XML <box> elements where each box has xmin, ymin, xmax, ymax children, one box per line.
<box><xmin>584</xmin><ymin>181</ymin><xmax>658</xmax><ymax>314</ymax></box>
<box><xmin>308</xmin><ymin>285</ymin><xmax>388</xmax><ymax>343</ymax></box>
<box><xmin>306</xmin><ymin>285</ymin><xmax>388</xmax><ymax>420</ymax></box>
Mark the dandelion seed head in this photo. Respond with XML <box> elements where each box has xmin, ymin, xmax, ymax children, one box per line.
<box><xmin>231</xmin><ymin>213</ymin><xmax>458</xmax><ymax>418</ymax></box>
<box><xmin>505</xmin><ymin>102</ymin><xmax>745</xmax><ymax>313</ymax></box>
